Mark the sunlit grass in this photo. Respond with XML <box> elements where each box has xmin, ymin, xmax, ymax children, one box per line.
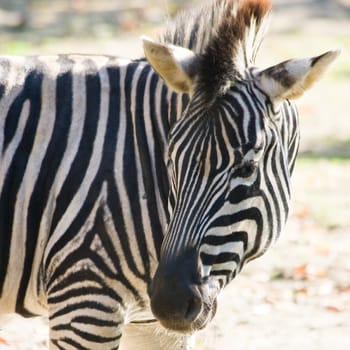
<box><xmin>2</xmin><ymin>39</ymin><xmax>31</xmax><ymax>55</ymax></box>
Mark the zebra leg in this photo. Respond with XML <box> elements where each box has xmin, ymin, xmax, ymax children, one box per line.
<box><xmin>48</xmin><ymin>299</ymin><xmax>124</xmax><ymax>349</ymax></box>
<box><xmin>119</xmin><ymin>322</ymin><xmax>195</xmax><ymax>350</ymax></box>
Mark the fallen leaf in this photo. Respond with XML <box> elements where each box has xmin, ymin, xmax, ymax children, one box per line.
<box><xmin>292</xmin><ymin>264</ymin><xmax>327</xmax><ymax>280</ymax></box>
<box><xmin>338</xmin><ymin>287</ymin><xmax>350</xmax><ymax>293</ymax></box>
<box><xmin>293</xmin><ymin>207</ymin><xmax>310</xmax><ymax>219</ymax></box>
<box><xmin>292</xmin><ymin>264</ymin><xmax>308</xmax><ymax>279</ymax></box>
<box><xmin>325</xmin><ymin>305</ymin><xmax>343</xmax><ymax>313</ymax></box>
<box><xmin>0</xmin><ymin>337</ymin><xmax>8</xmax><ymax>344</ymax></box>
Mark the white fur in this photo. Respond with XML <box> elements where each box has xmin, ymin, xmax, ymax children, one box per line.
<box><xmin>120</xmin><ymin>322</ymin><xmax>195</xmax><ymax>350</ymax></box>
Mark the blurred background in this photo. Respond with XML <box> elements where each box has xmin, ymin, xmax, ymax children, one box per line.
<box><xmin>0</xmin><ymin>0</ymin><xmax>349</xmax><ymax>349</ymax></box>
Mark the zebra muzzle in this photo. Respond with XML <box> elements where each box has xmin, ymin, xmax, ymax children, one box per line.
<box><xmin>148</xmin><ymin>252</ymin><xmax>218</xmax><ymax>333</ymax></box>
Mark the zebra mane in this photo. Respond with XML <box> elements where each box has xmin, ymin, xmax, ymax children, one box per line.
<box><xmin>160</xmin><ymin>0</ymin><xmax>271</xmax><ymax>96</ymax></box>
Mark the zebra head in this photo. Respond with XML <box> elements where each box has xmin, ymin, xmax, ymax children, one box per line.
<box><xmin>143</xmin><ymin>0</ymin><xmax>339</xmax><ymax>334</ymax></box>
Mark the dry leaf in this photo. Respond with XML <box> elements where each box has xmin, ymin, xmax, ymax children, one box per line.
<box><xmin>293</xmin><ymin>207</ymin><xmax>310</xmax><ymax>219</ymax></box>
<box><xmin>0</xmin><ymin>337</ymin><xmax>8</xmax><ymax>344</ymax></box>
<box><xmin>292</xmin><ymin>264</ymin><xmax>309</xmax><ymax>279</ymax></box>
<box><xmin>292</xmin><ymin>264</ymin><xmax>327</xmax><ymax>280</ymax></box>
<box><xmin>325</xmin><ymin>305</ymin><xmax>343</xmax><ymax>313</ymax></box>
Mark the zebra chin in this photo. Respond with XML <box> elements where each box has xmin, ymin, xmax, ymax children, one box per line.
<box><xmin>156</xmin><ymin>298</ymin><xmax>218</xmax><ymax>334</ymax></box>
<box><xmin>148</xmin><ymin>251</ymin><xmax>219</xmax><ymax>333</ymax></box>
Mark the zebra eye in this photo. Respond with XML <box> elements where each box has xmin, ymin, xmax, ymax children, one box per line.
<box><xmin>233</xmin><ymin>162</ymin><xmax>257</xmax><ymax>179</ymax></box>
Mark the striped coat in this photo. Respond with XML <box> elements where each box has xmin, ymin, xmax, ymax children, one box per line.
<box><xmin>0</xmin><ymin>0</ymin><xmax>338</xmax><ymax>349</ymax></box>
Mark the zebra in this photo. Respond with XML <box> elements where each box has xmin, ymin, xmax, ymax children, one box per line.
<box><xmin>0</xmin><ymin>0</ymin><xmax>339</xmax><ymax>349</ymax></box>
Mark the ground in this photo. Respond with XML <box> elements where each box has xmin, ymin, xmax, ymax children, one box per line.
<box><xmin>0</xmin><ymin>0</ymin><xmax>349</xmax><ymax>349</ymax></box>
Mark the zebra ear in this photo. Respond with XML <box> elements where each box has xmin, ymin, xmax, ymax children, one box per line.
<box><xmin>255</xmin><ymin>50</ymin><xmax>340</xmax><ymax>102</ymax></box>
<box><xmin>142</xmin><ymin>36</ymin><xmax>198</xmax><ymax>94</ymax></box>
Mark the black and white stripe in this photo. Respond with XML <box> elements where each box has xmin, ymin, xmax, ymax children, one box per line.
<box><xmin>162</xmin><ymin>78</ymin><xmax>299</xmax><ymax>287</ymax></box>
<box><xmin>0</xmin><ymin>0</ymin><xmax>335</xmax><ymax>347</ymax></box>
<box><xmin>0</xmin><ymin>54</ymin><xmax>187</xmax><ymax>348</ymax></box>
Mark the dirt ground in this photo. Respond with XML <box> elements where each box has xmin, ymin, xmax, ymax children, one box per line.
<box><xmin>0</xmin><ymin>0</ymin><xmax>349</xmax><ymax>349</ymax></box>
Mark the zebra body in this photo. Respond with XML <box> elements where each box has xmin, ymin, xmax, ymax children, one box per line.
<box><xmin>0</xmin><ymin>55</ymin><xmax>187</xmax><ymax>347</ymax></box>
<box><xmin>0</xmin><ymin>0</ymin><xmax>338</xmax><ymax>349</ymax></box>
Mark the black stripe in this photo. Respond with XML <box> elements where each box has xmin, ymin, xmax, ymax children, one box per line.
<box><xmin>202</xmin><ymin>231</ymin><xmax>248</xmax><ymax>249</ymax></box>
<box><xmin>44</xmin><ymin>59</ymin><xmax>105</xmax><ymax>293</ymax></box>
<box><xmin>210</xmin><ymin>207</ymin><xmax>263</xmax><ymax>245</ymax></box>
<box><xmin>226</xmin><ymin>89</ymin><xmax>246</xmax><ymax>143</ymax></box>
<box><xmin>47</xmin><ymin>205</ymin><xmax>140</xmax><ymax>300</ymax></box>
<box><xmin>17</xmin><ymin>56</ymin><xmax>74</xmax><ymax>313</ymax></box>
<box><xmin>103</xmin><ymin>64</ymin><xmax>142</xmax><ymax>281</ymax></box>
<box><xmin>241</xmin><ymin>88</ymin><xmax>260</xmax><ymax>145</ymax></box>
<box><xmin>102</xmin><ymin>62</ymin><xmax>148</xmax><ymax>289</ymax></box>
<box><xmin>201</xmin><ymin>251</ymin><xmax>240</xmax><ymax>265</ymax></box>
<box><xmin>49</xmin><ymin>59</ymin><xmax>101</xmax><ymax>234</ymax></box>
<box><xmin>48</xmin><ymin>286</ymin><xmax>116</xmax><ymax>305</ymax></box>
<box><xmin>198</xmin><ymin>180</ymin><xmax>227</xmax><ymax>234</ymax></box>
<box><xmin>50</xmin><ymin>300</ymin><xmax>115</xmax><ymax>320</ymax></box>
<box><xmin>52</xmin><ymin>337</ymin><xmax>90</xmax><ymax>350</ymax></box>
<box><xmin>155</xmin><ymin>82</ymin><xmax>171</xmax><ymax>218</ymax></box>
<box><xmin>135</xmin><ymin>65</ymin><xmax>164</xmax><ymax>264</ymax></box>
<box><xmin>189</xmin><ymin>19</ymin><xmax>199</xmax><ymax>50</ymax></box>
<box><xmin>52</xmin><ymin>324</ymin><xmax>120</xmax><ymax>343</ymax></box>
<box><xmin>52</xmin><ymin>332</ymin><xmax>120</xmax><ymax>350</ymax></box>
<box><xmin>0</xmin><ymin>65</ymin><xmax>43</xmax><ymax>295</ymax></box>
<box><xmin>122</xmin><ymin>63</ymin><xmax>148</xmax><ymax>278</ymax></box>
<box><xmin>242</xmin><ymin>207</ymin><xmax>266</xmax><ymax>261</ymax></box>
<box><xmin>130</xmin><ymin>319</ymin><xmax>157</xmax><ymax>324</ymax></box>
<box><xmin>72</xmin><ymin>315</ymin><xmax>119</xmax><ymax>328</ymax></box>
<box><xmin>263</xmin><ymin>143</ymin><xmax>282</xmax><ymax>236</ymax></box>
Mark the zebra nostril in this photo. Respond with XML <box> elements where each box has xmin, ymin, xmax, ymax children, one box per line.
<box><xmin>184</xmin><ymin>295</ymin><xmax>202</xmax><ymax>322</ymax></box>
